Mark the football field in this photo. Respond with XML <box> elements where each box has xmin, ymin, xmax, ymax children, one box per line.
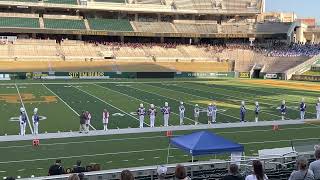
<box><xmin>0</xmin><ymin>79</ymin><xmax>320</xmax><ymax>178</ymax></box>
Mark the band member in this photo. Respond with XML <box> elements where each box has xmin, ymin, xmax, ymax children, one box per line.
<box><xmin>212</xmin><ymin>102</ymin><xmax>217</xmax><ymax>123</ymax></box>
<box><xmin>148</xmin><ymin>104</ymin><xmax>157</xmax><ymax>127</ymax></box>
<box><xmin>255</xmin><ymin>101</ymin><xmax>260</xmax><ymax>122</ymax></box>
<box><xmin>19</xmin><ymin>107</ymin><xmax>27</xmax><ymax>136</ymax></box>
<box><xmin>103</xmin><ymin>109</ymin><xmax>109</xmax><ymax>131</ymax></box>
<box><xmin>179</xmin><ymin>102</ymin><xmax>185</xmax><ymax>125</ymax></box>
<box><xmin>194</xmin><ymin>104</ymin><xmax>200</xmax><ymax>125</ymax></box>
<box><xmin>316</xmin><ymin>98</ymin><xmax>320</xmax><ymax>120</ymax></box>
<box><xmin>280</xmin><ymin>100</ymin><xmax>286</xmax><ymax>120</ymax></box>
<box><xmin>137</xmin><ymin>104</ymin><xmax>146</xmax><ymax>128</ymax></box>
<box><xmin>300</xmin><ymin>98</ymin><xmax>307</xmax><ymax>120</ymax></box>
<box><xmin>85</xmin><ymin>111</ymin><xmax>91</xmax><ymax>133</ymax></box>
<box><xmin>161</xmin><ymin>102</ymin><xmax>170</xmax><ymax>127</ymax></box>
<box><xmin>207</xmin><ymin>103</ymin><xmax>213</xmax><ymax>124</ymax></box>
<box><xmin>32</xmin><ymin>108</ymin><xmax>40</xmax><ymax>135</ymax></box>
<box><xmin>240</xmin><ymin>101</ymin><xmax>246</xmax><ymax>122</ymax></box>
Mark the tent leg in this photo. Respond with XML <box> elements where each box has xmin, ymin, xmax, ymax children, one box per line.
<box><xmin>192</xmin><ymin>156</ymin><xmax>194</xmax><ymax>162</ymax></box>
<box><xmin>166</xmin><ymin>143</ymin><xmax>170</xmax><ymax>164</ymax></box>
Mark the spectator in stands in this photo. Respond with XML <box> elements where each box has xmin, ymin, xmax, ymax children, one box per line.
<box><xmin>289</xmin><ymin>156</ymin><xmax>315</xmax><ymax>180</ymax></box>
<box><xmin>48</xmin><ymin>159</ymin><xmax>65</xmax><ymax>176</ymax></box>
<box><xmin>157</xmin><ymin>165</ymin><xmax>167</xmax><ymax>180</ymax></box>
<box><xmin>245</xmin><ymin>160</ymin><xmax>268</xmax><ymax>180</ymax></box>
<box><xmin>121</xmin><ymin>169</ymin><xmax>134</xmax><ymax>180</ymax></box>
<box><xmin>310</xmin><ymin>148</ymin><xmax>320</xmax><ymax>179</ymax></box>
<box><xmin>68</xmin><ymin>174</ymin><xmax>80</xmax><ymax>180</ymax></box>
<box><xmin>223</xmin><ymin>164</ymin><xmax>244</xmax><ymax>180</ymax></box>
<box><xmin>73</xmin><ymin>160</ymin><xmax>86</xmax><ymax>173</ymax></box>
<box><xmin>175</xmin><ymin>164</ymin><xmax>191</xmax><ymax>180</ymax></box>
<box><xmin>78</xmin><ymin>173</ymin><xmax>85</xmax><ymax>180</ymax></box>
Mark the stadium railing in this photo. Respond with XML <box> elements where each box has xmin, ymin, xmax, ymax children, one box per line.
<box><xmin>22</xmin><ymin>152</ymin><xmax>315</xmax><ymax>180</ymax></box>
<box><xmin>284</xmin><ymin>54</ymin><xmax>320</xmax><ymax>79</ymax></box>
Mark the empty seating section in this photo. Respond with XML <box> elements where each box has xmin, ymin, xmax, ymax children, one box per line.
<box><xmin>143</xmin><ymin>46</ymin><xmax>185</xmax><ymax>59</ymax></box>
<box><xmin>88</xmin><ymin>18</ymin><xmax>133</xmax><ymax>31</ymax></box>
<box><xmin>60</xmin><ymin>43</ymin><xmax>102</xmax><ymax>60</ymax></box>
<box><xmin>263</xmin><ymin>56</ymin><xmax>309</xmax><ymax>73</ymax></box>
<box><xmin>177</xmin><ymin>46</ymin><xmax>216</xmax><ymax>59</ymax></box>
<box><xmin>222</xmin><ymin>0</ymin><xmax>252</xmax><ymax>10</ymax></box>
<box><xmin>0</xmin><ymin>17</ymin><xmax>39</xmax><ymax>28</ymax></box>
<box><xmin>44</xmin><ymin>19</ymin><xmax>85</xmax><ymax>29</ymax></box>
<box><xmin>43</xmin><ymin>0</ymin><xmax>78</xmax><ymax>4</ymax></box>
<box><xmin>94</xmin><ymin>0</ymin><xmax>125</xmax><ymax>3</ymax></box>
<box><xmin>136</xmin><ymin>0</ymin><xmax>162</xmax><ymax>4</ymax></box>
<box><xmin>255</xmin><ymin>23</ymin><xmax>291</xmax><ymax>33</ymax></box>
<box><xmin>0</xmin><ymin>0</ymin><xmax>38</xmax><ymax>2</ymax></box>
<box><xmin>174</xmin><ymin>23</ymin><xmax>217</xmax><ymax>34</ymax></box>
<box><xmin>192</xmin><ymin>0</ymin><xmax>214</xmax><ymax>10</ymax></box>
<box><xmin>174</xmin><ymin>23</ymin><xmax>197</xmax><ymax>33</ymax></box>
<box><xmin>173</xmin><ymin>0</ymin><xmax>194</xmax><ymax>9</ymax></box>
<box><xmin>0</xmin><ymin>45</ymin><xmax>9</xmax><ymax>58</ymax></box>
<box><xmin>220</xmin><ymin>24</ymin><xmax>251</xmax><ymax>33</ymax></box>
<box><xmin>112</xmin><ymin>47</ymin><xmax>147</xmax><ymax>59</ymax></box>
<box><xmin>12</xmin><ymin>44</ymin><xmax>59</xmax><ymax>59</ymax></box>
<box><xmin>133</xmin><ymin>22</ymin><xmax>174</xmax><ymax>33</ymax></box>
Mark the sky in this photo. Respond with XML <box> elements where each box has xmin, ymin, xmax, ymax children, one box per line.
<box><xmin>266</xmin><ymin>0</ymin><xmax>320</xmax><ymax>24</ymax></box>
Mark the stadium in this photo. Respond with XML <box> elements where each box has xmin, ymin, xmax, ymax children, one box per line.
<box><xmin>0</xmin><ymin>0</ymin><xmax>319</xmax><ymax>179</ymax></box>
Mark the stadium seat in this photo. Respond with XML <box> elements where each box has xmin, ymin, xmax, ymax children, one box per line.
<box><xmin>94</xmin><ymin>0</ymin><xmax>125</xmax><ymax>3</ymax></box>
<box><xmin>0</xmin><ymin>0</ymin><xmax>38</xmax><ymax>2</ymax></box>
<box><xmin>43</xmin><ymin>0</ymin><xmax>78</xmax><ymax>5</ymax></box>
<box><xmin>44</xmin><ymin>19</ymin><xmax>86</xmax><ymax>30</ymax></box>
<box><xmin>88</xmin><ymin>18</ymin><xmax>133</xmax><ymax>31</ymax></box>
<box><xmin>0</xmin><ymin>17</ymin><xmax>39</xmax><ymax>28</ymax></box>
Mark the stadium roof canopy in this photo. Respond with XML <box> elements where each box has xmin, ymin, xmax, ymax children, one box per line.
<box><xmin>170</xmin><ymin>131</ymin><xmax>244</xmax><ymax>156</ymax></box>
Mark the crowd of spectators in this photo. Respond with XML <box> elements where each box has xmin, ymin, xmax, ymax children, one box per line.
<box><xmin>4</xmin><ymin>148</ymin><xmax>320</xmax><ymax>179</ymax></box>
<box><xmin>84</xmin><ymin>38</ymin><xmax>320</xmax><ymax>58</ymax></box>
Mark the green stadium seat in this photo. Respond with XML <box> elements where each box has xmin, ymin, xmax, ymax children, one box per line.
<box><xmin>44</xmin><ymin>19</ymin><xmax>86</xmax><ymax>30</ymax></box>
<box><xmin>43</xmin><ymin>0</ymin><xmax>78</xmax><ymax>5</ymax></box>
<box><xmin>0</xmin><ymin>0</ymin><xmax>38</xmax><ymax>2</ymax></box>
<box><xmin>0</xmin><ymin>17</ymin><xmax>39</xmax><ymax>28</ymax></box>
<box><xmin>88</xmin><ymin>18</ymin><xmax>133</xmax><ymax>31</ymax></box>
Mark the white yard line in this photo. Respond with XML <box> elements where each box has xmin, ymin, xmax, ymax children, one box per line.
<box><xmin>94</xmin><ymin>83</ymin><xmax>195</xmax><ymax>125</ymax></box>
<box><xmin>0</xmin><ymin>135</ymin><xmax>165</xmax><ymax>149</ymax></box>
<box><xmin>197</xmin><ymin>81</ymin><xmax>319</xmax><ymax>107</ymax></box>
<box><xmin>130</xmin><ymin>85</ymin><xmax>240</xmax><ymax>121</ymax></box>
<box><xmin>42</xmin><ymin>84</ymin><xmax>97</xmax><ymax>130</ymax></box>
<box><xmin>0</xmin><ymin>148</ymin><xmax>167</xmax><ymax>164</ymax></box>
<box><xmin>1</xmin><ymin>136</ymin><xmax>319</xmax><ymax>165</ymax></box>
<box><xmin>155</xmin><ymin>83</ymin><xmax>283</xmax><ymax>119</ymax></box>
<box><xmin>72</xmin><ymin>85</ymin><xmax>149</xmax><ymax>127</ymax></box>
<box><xmin>181</xmin><ymin>83</ymin><xmax>317</xmax><ymax>115</ymax></box>
<box><xmin>2</xmin><ymin>124</ymin><xmax>316</xmax><ymax>150</ymax></box>
<box><xmin>15</xmin><ymin>84</ymin><xmax>33</xmax><ymax>134</ymax></box>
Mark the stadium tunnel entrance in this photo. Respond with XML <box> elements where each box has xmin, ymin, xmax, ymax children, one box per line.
<box><xmin>137</xmin><ymin>72</ymin><xmax>174</xmax><ymax>78</ymax></box>
<box><xmin>252</xmin><ymin>69</ymin><xmax>261</xmax><ymax>78</ymax></box>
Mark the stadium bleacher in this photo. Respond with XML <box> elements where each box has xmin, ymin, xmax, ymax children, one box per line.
<box><xmin>0</xmin><ymin>0</ymin><xmax>38</xmax><ymax>2</ymax></box>
<box><xmin>44</xmin><ymin>18</ymin><xmax>86</xmax><ymax>30</ymax></box>
<box><xmin>133</xmin><ymin>21</ymin><xmax>175</xmax><ymax>33</ymax></box>
<box><xmin>94</xmin><ymin>0</ymin><xmax>125</xmax><ymax>3</ymax></box>
<box><xmin>43</xmin><ymin>0</ymin><xmax>78</xmax><ymax>4</ymax></box>
<box><xmin>88</xmin><ymin>18</ymin><xmax>133</xmax><ymax>31</ymax></box>
<box><xmin>0</xmin><ymin>17</ymin><xmax>39</xmax><ymax>28</ymax></box>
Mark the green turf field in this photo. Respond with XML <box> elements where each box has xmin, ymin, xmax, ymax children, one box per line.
<box><xmin>0</xmin><ymin>79</ymin><xmax>320</xmax><ymax>178</ymax></box>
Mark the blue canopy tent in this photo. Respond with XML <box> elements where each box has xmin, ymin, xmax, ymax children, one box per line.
<box><xmin>168</xmin><ymin>131</ymin><xmax>244</xmax><ymax>162</ymax></box>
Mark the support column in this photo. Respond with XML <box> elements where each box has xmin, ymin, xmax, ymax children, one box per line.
<box><xmin>160</xmin><ymin>37</ymin><xmax>164</xmax><ymax>43</ymax></box>
<box><xmin>120</xmin><ymin>36</ymin><xmax>124</xmax><ymax>43</ymax></box>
